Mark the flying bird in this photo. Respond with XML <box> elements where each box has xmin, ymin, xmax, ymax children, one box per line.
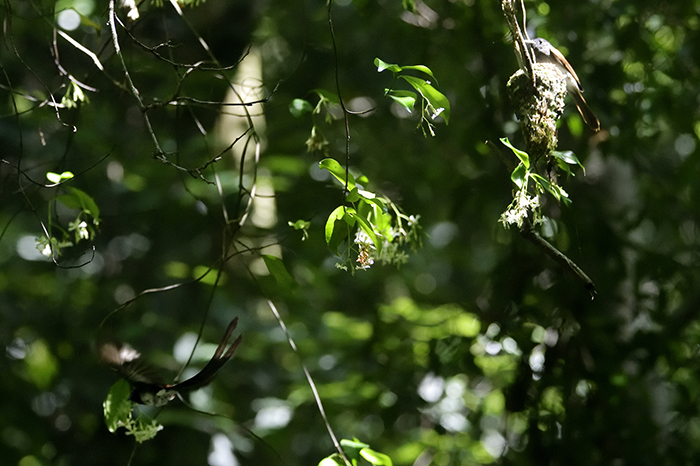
<box><xmin>100</xmin><ymin>317</ymin><xmax>242</xmax><ymax>407</ymax></box>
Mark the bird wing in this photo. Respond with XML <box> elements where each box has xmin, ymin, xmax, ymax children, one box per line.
<box><xmin>173</xmin><ymin>317</ymin><xmax>242</xmax><ymax>392</ymax></box>
<box><xmin>98</xmin><ymin>341</ymin><xmax>166</xmax><ymax>386</ymax></box>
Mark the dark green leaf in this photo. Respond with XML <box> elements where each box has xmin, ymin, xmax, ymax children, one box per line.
<box><xmin>262</xmin><ymin>255</ymin><xmax>297</xmax><ymax>290</ymax></box>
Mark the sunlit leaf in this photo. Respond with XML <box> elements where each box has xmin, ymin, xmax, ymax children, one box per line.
<box><xmin>346</xmin><ymin>187</ymin><xmax>361</xmax><ymax>203</ymax></box>
<box><xmin>387</xmin><ymin>90</ymin><xmax>416</xmax><ymax>114</ymax></box>
<box><xmin>552</xmin><ymin>150</ymin><xmax>585</xmax><ymax>174</ymax></box>
<box><xmin>325</xmin><ymin>205</ymin><xmax>347</xmax><ymax>246</ymax></box>
<box><xmin>346</xmin><ymin>210</ymin><xmax>382</xmax><ymax>252</ymax></box>
<box><xmin>318</xmin><ymin>455</ymin><xmax>345</xmax><ymax>466</ymax></box>
<box><xmin>500</xmin><ymin>138</ymin><xmax>530</xmax><ymax>169</ymax></box>
<box><xmin>398</xmin><ymin>75</ymin><xmax>450</xmax><ymax>124</ymax></box>
<box><xmin>511</xmin><ymin>163</ymin><xmax>527</xmax><ymax>189</ymax></box>
<box><xmin>319</xmin><ymin>158</ymin><xmax>355</xmax><ymax>190</ymax></box>
<box><xmin>103</xmin><ymin>379</ymin><xmax>132</xmax><ymax>433</ymax></box>
<box><xmin>374</xmin><ymin>57</ymin><xmax>402</xmax><ymax>73</ymax></box>
<box><xmin>360</xmin><ymin>448</ymin><xmax>393</xmax><ymax>466</ymax></box>
<box><xmin>399</xmin><ymin>64</ymin><xmax>436</xmax><ymax>82</ymax></box>
<box><xmin>46</xmin><ymin>171</ymin><xmax>74</xmax><ymax>184</ymax></box>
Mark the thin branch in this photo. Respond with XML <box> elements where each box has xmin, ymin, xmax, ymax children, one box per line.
<box><xmin>501</xmin><ymin>0</ymin><xmax>535</xmax><ymax>85</ymax></box>
<box><xmin>327</xmin><ymin>1</ymin><xmax>352</xmax><ymax>201</ymax></box>
<box><xmin>57</xmin><ymin>30</ymin><xmax>105</xmax><ymax>71</ymax></box>
<box><xmin>520</xmin><ymin>222</ymin><xmax>596</xmax><ymax>298</ymax></box>
<box><xmin>266</xmin><ymin>299</ymin><xmax>351</xmax><ymax>466</ymax></box>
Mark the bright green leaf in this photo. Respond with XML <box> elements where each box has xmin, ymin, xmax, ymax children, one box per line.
<box><xmin>360</xmin><ymin>448</ymin><xmax>394</xmax><ymax>466</ymax></box>
<box><xmin>289</xmin><ymin>219</ymin><xmax>311</xmax><ymax>231</ymax></box>
<box><xmin>552</xmin><ymin>150</ymin><xmax>585</xmax><ymax>174</ymax></box>
<box><xmin>318</xmin><ymin>456</ymin><xmax>345</xmax><ymax>466</ymax></box>
<box><xmin>346</xmin><ymin>187</ymin><xmax>361</xmax><ymax>203</ymax></box>
<box><xmin>325</xmin><ymin>206</ymin><xmax>346</xmax><ymax>245</ymax></box>
<box><xmin>511</xmin><ymin>163</ymin><xmax>527</xmax><ymax>189</ymax></box>
<box><xmin>402</xmin><ymin>0</ymin><xmax>416</xmax><ymax>12</ymax></box>
<box><xmin>500</xmin><ymin>138</ymin><xmax>530</xmax><ymax>169</ymax></box>
<box><xmin>374</xmin><ymin>57</ymin><xmax>402</xmax><ymax>73</ymax></box>
<box><xmin>341</xmin><ymin>439</ymin><xmax>371</xmax><ymax>450</ymax></box>
<box><xmin>319</xmin><ymin>158</ymin><xmax>356</xmax><ymax>190</ymax></box>
<box><xmin>103</xmin><ymin>379</ymin><xmax>132</xmax><ymax>433</ymax></box>
<box><xmin>399</xmin><ymin>64</ymin><xmax>436</xmax><ymax>82</ymax></box>
<box><xmin>347</xmin><ymin>210</ymin><xmax>382</xmax><ymax>252</ymax></box>
<box><xmin>46</xmin><ymin>171</ymin><xmax>74</xmax><ymax>183</ymax></box>
<box><xmin>387</xmin><ymin>90</ymin><xmax>416</xmax><ymax>114</ymax></box>
<box><xmin>398</xmin><ymin>75</ymin><xmax>450</xmax><ymax>124</ymax></box>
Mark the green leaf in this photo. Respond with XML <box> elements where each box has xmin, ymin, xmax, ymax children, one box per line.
<box><xmin>289</xmin><ymin>98</ymin><xmax>313</xmax><ymax>117</ymax></box>
<box><xmin>347</xmin><ymin>210</ymin><xmax>382</xmax><ymax>253</ymax></box>
<box><xmin>360</xmin><ymin>448</ymin><xmax>394</xmax><ymax>466</ymax></box>
<box><xmin>341</xmin><ymin>439</ymin><xmax>371</xmax><ymax>450</ymax></box>
<box><xmin>399</xmin><ymin>64</ymin><xmax>436</xmax><ymax>82</ymax></box>
<box><xmin>57</xmin><ymin>187</ymin><xmax>100</xmax><ymax>222</ymax></box>
<box><xmin>346</xmin><ymin>187</ymin><xmax>361</xmax><ymax>203</ymax></box>
<box><xmin>500</xmin><ymin>138</ymin><xmax>530</xmax><ymax>169</ymax></box>
<box><xmin>531</xmin><ymin>174</ymin><xmax>569</xmax><ymax>204</ymax></box>
<box><xmin>319</xmin><ymin>158</ymin><xmax>356</xmax><ymax>190</ymax></box>
<box><xmin>386</xmin><ymin>90</ymin><xmax>416</xmax><ymax>114</ymax></box>
<box><xmin>398</xmin><ymin>75</ymin><xmax>450</xmax><ymax>124</ymax></box>
<box><xmin>262</xmin><ymin>255</ymin><xmax>297</xmax><ymax>290</ymax></box>
<box><xmin>46</xmin><ymin>171</ymin><xmax>74</xmax><ymax>183</ymax></box>
<box><xmin>318</xmin><ymin>456</ymin><xmax>345</xmax><ymax>466</ymax></box>
<box><xmin>325</xmin><ymin>206</ymin><xmax>347</xmax><ymax>246</ymax></box>
<box><xmin>374</xmin><ymin>57</ymin><xmax>402</xmax><ymax>73</ymax></box>
<box><xmin>289</xmin><ymin>219</ymin><xmax>310</xmax><ymax>231</ymax></box>
<box><xmin>511</xmin><ymin>163</ymin><xmax>527</xmax><ymax>189</ymax></box>
<box><xmin>552</xmin><ymin>150</ymin><xmax>585</xmax><ymax>174</ymax></box>
<box><xmin>103</xmin><ymin>379</ymin><xmax>132</xmax><ymax>433</ymax></box>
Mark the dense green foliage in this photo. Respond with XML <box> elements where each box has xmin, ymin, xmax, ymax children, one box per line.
<box><xmin>2</xmin><ymin>0</ymin><xmax>700</xmax><ymax>465</ymax></box>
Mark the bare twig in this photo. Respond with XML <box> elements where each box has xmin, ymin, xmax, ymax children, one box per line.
<box><xmin>520</xmin><ymin>222</ymin><xmax>596</xmax><ymax>298</ymax></box>
<box><xmin>501</xmin><ymin>0</ymin><xmax>535</xmax><ymax>86</ymax></box>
